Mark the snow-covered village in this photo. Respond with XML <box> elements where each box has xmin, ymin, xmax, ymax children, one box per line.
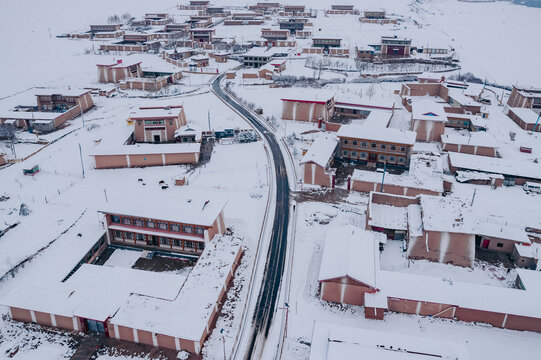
<box><xmin>1</xmin><ymin>0</ymin><xmax>541</xmax><ymax>359</ymax></box>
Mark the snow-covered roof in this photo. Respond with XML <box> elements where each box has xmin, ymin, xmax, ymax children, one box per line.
<box><xmin>353</xmin><ymin>154</ymin><xmax>444</xmax><ymax>193</ymax></box>
<box><xmin>477</xmin><ymin>219</ymin><xmax>530</xmax><ymax>244</ymax></box>
<box><xmin>441</xmin><ymin>132</ymin><xmax>497</xmax><ymax>148</ymax></box>
<box><xmin>309</xmin><ymin>322</ymin><xmax>470</xmax><ymax>360</ymax></box>
<box><xmin>242</xmin><ymin>47</ymin><xmax>274</xmax><ymax>57</ymax></box>
<box><xmin>109</xmin><ymin>237</ymin><xmax>242</xmax><ymax>341</ymax></box>
<box><xmin>34</xmin><ymin>88</ymin><xmax>90</xmax><ymax>97</ymax></box>
<box><xmin>411</xmin><ymin>99</ymin><xmax>447</xmax><ymax>122</ymax></box>
<box><xmin>300</xmin><ymin>136</ymin><xmax>338</xmax><ymax>167</ymax></box>
<box><xmin>97</xmin><ymin>60</ymin><xmax>142</xmax><ymax>69</ymax></box>
<box><xmin>318</xmin><ymin>225</ymin><xmax>379</xmax><ymax>288</ymax></box>
<box><xmin>130</xmin><ymin>107</ymin><xmax>183</xmax><ymax>119</ymax></box>
<box><xmin>509</xmin><ymin>107</ymin><xmax>540</xmax><ymax>124</ymax></box>
<box><xmin>419</xmin><ymin>195</ymin><xmax>476</xmax><ymax>234</ymax></box>
<box><xmin>281</xmin><ymin>90</ymin><xmax>335</xmax><ymax>104</ymax></box>
<box><xmin>368</xmin><ymin>203</ymin><xmax>408</xmax><ymax>230</ymax></box>
<box><xmin>90</xmin><ymin>143</ymin><xmax>201</xmax><ymax>156</ymax></box>
<box><xmin>174</xmin><ymin>125</ymin><xmax>202</xmax><ymax>141</ymax></box>
<box><xmin>363</xmin><ymin>110</ymin><xmax>393</xmax><ymax>128</ymax></box>
<box><xmin>67</xmin><ymin>264</ymin><xmax>185</xmax><ymax>321</ymax></box>
<box><xmin>100</xmin><ymin>191</ymin><xmax>226</xmax><ymax>227</ymax></box>
<box><xmin>449</xmin><ymin>152</ymin><xmax>541</xmax><ymax>180</ymax></box>
<box><xmin>337</xmin><ymin>125</ymin><xmax>416</xmax><ymax>145</ymax></box>
<box><xmin>0</xmin><ymin>112</ymin><xmax>60</xmax><ymax>120</ymax></box>
<box><xmin>455</xmin><ymin>170</ymin><xmax>503</xmax><ymax>182</ymax></box>
<box><xmin>447</xmin><ymin>88</ymin><xmax>482</xmax><ymax>107</ymax></box>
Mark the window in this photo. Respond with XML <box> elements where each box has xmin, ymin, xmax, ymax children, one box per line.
<box><xmin>360</xmin><ymin>152</ymin><xmax>368</xmax><ymax>159</ymax></box>
<box><xmin>183</xmin><ymin>225</ymin><xmax>193</xmax><ymax>233</ymax></box>
<box><xmin>197</xmin><ymin>242</ymin><xmax>205</xmax><ymax>250</ymax></box>
<box><xmin>378</xmin><ymin>155</ymin><xmax>386</xmax><ymax>161</ymax></box>
<box><xmin>158</xmin><ymin>222</ymin><xmax>168</xmax><ymax>230</ymax></box>
<box><xmin>380</xmin><ymin>144</ymin><xmax>387</xmax><ymax>150</ymax></box>
<box><xmin>169</xmin><ymin>120</ymin><xmax>173</xmax><ymax>126</ymax></box>
<box><xmin>136</xmin><ymin>233</ymin><xmax>145</xmax><ymax>241</ymax></box>
<box><xmin>389</xmin><ymin>156</ymin><xmax>396</xmax><ymax>162</ymax></box>
<box><xmin>361</xmin><ymin>142</ymin><xmax>367</xmax><ymax>147</ymax></box>
<box><xmin>173</xmin><ymin>239</ymin><xmax>181</xmax><ymax>247</ymax></box>
<box><xmin>371</xmin><ymin>143</ymin><xmax>377</xmax><ymax>148</ymax></box>
<box><xmin>125</xmin><ymin>232</ymin><xmax>133</xmax><ymax>240</ymax></box>
<box><xmin>390</xmin><ymin>145</ymin><xmax>397</xmax><ymax>151</ymax></box>
<box><xmin>352</xmin><ymin>140</ymin><xmax>358</xmax><ymax>146</ymax></box>
<box><xmin>342</xmin><ymin>150</ymin><xmax>348</xmax><ymax>156</ymax></box>
<box><xmin>161</xmin><ymin>237</ymin><xmax>170</xmax><ymax>245</ymax></box>
<box><xmin>343</xmin><ymin>139</ymin><xmax>349</xmax><ymax>145</ymax></box>
<box><xmin>111</xmin><ymin>215</ymin><xmax>120</xmax><ymax>223</ymax></box>
<box><xmin>185</xmin><ymin>240</ymin><xmax>194</xmax><ymax>248</ymax></box>
<box><xmin>122</xmin><ymin>217</ymin><xmax>132</xmax><ymax>225</ymax></box>
<box><xmin>134</xmin><ymin>218</ymin><xmax>144</xmax><ymax>227</ymax></box>
<box><xmin>497</xmin><ymin>243</ymin><xmax>504</xmax><ymax>248</ymax></box>
<box><xmin>144</xmin><ymin>120</ymin><xmax>165</xmax><ymax>126</ymax></box>
<box><xmin>146</xmin><ymin>220</ymin><xmax>156</xmax><ymax>229</ymax></box>
<box><xmin>400</xmin><ymin>146</ymin><xmax>407</xmax><ymax>152</ymax></box>
<box><xmin>137</xmin><ymin>121</ymin><xmax>142</xmax><ymax>126</ymax></box>
<box><xmin>114</xmin><ymin>230</ymin><xmax>122</xmax><ymax>238</ymax></box>
<box><xmin>195</xmin><ymin>227</ymin><xmax>204</xmax><ymax>235</ymax></box>
<box><xmin>171</xmin><ymin>223</ymin><xmax>181</xmax><ymax>232</ymax></box>
<box><xmin>351</xmin><ymin>151</ymin><xmax>357</xmax><ymax>157</ymax></box>
<box><xmin>398</xmin><ymin>157</ymin><xmax>406</xmax><ymax>164</ymax></box>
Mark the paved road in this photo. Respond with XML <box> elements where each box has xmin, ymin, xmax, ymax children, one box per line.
<box><xmin>211</xmin><ymin>74</ymin><xmax>290</xmax><ymax>359</ymax></box>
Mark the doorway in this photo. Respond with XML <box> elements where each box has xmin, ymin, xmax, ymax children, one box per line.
<box><xmin>153</xmin><ymin>134</ymin><xmax>161</xmax><ymax>143</ymax></box>
<box><xmin>85</xmin><ymin>319</ymin><xmax>105</xmax><ymax>334</ymax></box>
<box><xmin>151</xmin><ymin>236</ymin><xmax>159</xmax><ymax>246</ymax></box>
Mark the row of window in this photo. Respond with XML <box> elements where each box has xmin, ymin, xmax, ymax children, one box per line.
<box><xmin>342</xmin><ymin>150</ymin><xmax>406</xmax><ymax>164</ymax></box>
<box><xmin>342</xmin><ymin>139</ymin><xmax>408</xmax><ymax>152</ymax></box>
<box><xmin>110</xmin><ymin>215</ymin><xmax>205</xmax><ymax>236</ymax></box>
<box><xmin>113</xmin><ymin>230</ymin><xmax>205</xmax><ymax>250</ymax></box>
<box><xmin>447</xmin><ymin>119</ymin><xmax>470</xmax><ymax>127</ymax></box>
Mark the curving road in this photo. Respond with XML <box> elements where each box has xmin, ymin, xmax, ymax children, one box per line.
<box><xmin>211</xmin><ymin>74</ymin><xmax>290</xmax><ymax>359</ymax></box>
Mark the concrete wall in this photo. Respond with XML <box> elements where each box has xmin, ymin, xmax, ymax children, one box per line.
<box><xmin>282</xmin><ymin>100</ymin><xmax>333</xmax><ymax>122</ymax></box>
<box><xmin>320</xmin><ymin>276</ymin><xmax>375</xmax><ymax>306</ymax></box>
<box><xmin>411</xmin><ymin>118</ymin><xmax>446</xmax><ymax>142</ymax></box>
<box><xmin>407</xmin><ymin>230</ymin><xmax>476</xmax><ymax>268</ymax></box>
<box><xmin>442</xmin><ymin>143</ymin><xmax>497</xmax><ymax>157</ymax></box>
<box><xmin>352</xmin><ymin>179</ymin><xmax>441</xmax><ymax>196</ymax></box>
<box><xmin>302</xmin><ymin>162</ymin><xmax>333</xmax><ymax>187</ymax></box>
<box><xmin>93</xmin><ymin>152</ymin><xmax>198</xmax><ymax>169</ymax></box>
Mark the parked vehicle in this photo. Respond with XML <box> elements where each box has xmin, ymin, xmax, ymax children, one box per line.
<box><xmin>523</xmin><ymin>182</ymin><xmax>541</xmax><ymax>194</ymax></box>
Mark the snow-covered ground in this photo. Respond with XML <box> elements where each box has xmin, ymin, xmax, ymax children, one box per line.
<box><xmin>1</xmin><ymin>0</ymin><xmax>541</xmax><ymax>359</ymax></box>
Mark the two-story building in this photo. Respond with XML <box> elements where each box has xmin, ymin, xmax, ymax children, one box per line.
<box><xmin>101</xmin><ymin>194</ymin><xmax>227</xmax><ymax>256</ymax></box>
<box><xmin>336</xmin><ymin>125</ymin><xmax>416</xmax><ymax>168</ymax></box>
<box><xmin>131</xmin><ymin>105</ymin><xmax>187</xmax><ymax>143</ymax></box>
<box><xmin>381</xmin><ymin>35</ymin><xmax>411</xmax><ymax>57</ymax></box>
<box><xmin>507</xmin><ymin>85</ymin><xmax>541</xmax><ymax>110</ymax></box>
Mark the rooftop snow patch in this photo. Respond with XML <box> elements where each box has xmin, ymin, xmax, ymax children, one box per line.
<box><xmin>130</xmin><ymin>107</ymin><xmax>183</xmax><ymax>119</ymax></box>
<box><xmin>318</xmin><ymin>225</ymin><xmax>379</xmax><ymax>288</ymax></box>
<box><xmin>309</xmin><ymin>322</ymin><xmax>470</xmax><ymax>360</ymax></box>
<box><xmin>90</xmin><ymin>142</ymin><xmax>201</xmax><ymax>156</ymax></box>
<box><xmin>509</xmin><ymin>107</ymin><xmax>540</xmax><ymax>124</ymax></box>
<box><xmin>419</xmin><ymin>195</ymin><xmax>476</xmax><ymax>233</ymax></box>
<box><xmin>441</xmin><ymin>132</ymin><xmax>497</xmax><ymax>148</ymax></box>
<box><xmin>300</xmin><ymin>136</ymin><xmax>338</xmax><ymax>167</ymax></box>
<box><xmin>100</xmin><ymin>192</ymin><xmax>226</xmax><ymax>227</ymax></box>
<box><xmin>337</xmin><ymin>125</ymin><xmax>416</xmax><ymax>145</ymax></box>
<box><xmin>449</xmin><ymin>152</ymin><xmax>541</xmax><ymax>180</ymax></box>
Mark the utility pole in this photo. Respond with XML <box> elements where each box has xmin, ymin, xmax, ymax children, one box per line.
<box><xmin>380</xmin><ymin>161</ymin><xmax>387</xmax><ymax>192</ymax></box>
<box><xmin>533</xmin><ymin>112</ymin><xmax>541</xmax><ymax>133</ymax></box>
<box><xmin>219</xmin><ymin>329</ymin><xmax>226</xmax><ymax>360</ymax></box>
<box><xmin>78</xmin><ymin>143</ymin><xmax>85</xmax><ymax>178</ymax></box>
<box><xmin>208</xmin><ymin>110</ymin><xmax>211</xmax><ymax>131</ymax></box>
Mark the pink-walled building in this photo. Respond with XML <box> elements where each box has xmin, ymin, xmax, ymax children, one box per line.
<box><xmin>300</xmin><ymin>136</ymin><xmax>338</xmax><ymax>187</ymax></box>
<box><xmin>131</xmin><ymin>105</ymin><xmax>187</xmax><ymax>143</ymax></box>
<box><xmin>281</xmin><ymin>95</ymin><xmax>336</xmax><ymax>122</ymax></box>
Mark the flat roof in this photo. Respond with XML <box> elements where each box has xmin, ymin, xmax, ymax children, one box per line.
<box><xmin>509</xmin><ymin>107</ymin><xmax>540</xmax><ymax>124</ymax></box>
<box><xmin>34</xmin><ymin>88</ymin><xmax>90</xmax><ymax>97</ymax></box>
<box><xmin>100</xmin><ymin>191</ymin><xmax>226</xmax><ymax>227</ymax></box>
<box><xmin>411</xmin><ymin>99</ymin><xmax>447</xmax><ymax>122</ymax></box>
<box><xmin>130</xmin><ymin>107</ymin><xmax>183</xmax><ymax>119</ymax></box>
<box><xmin>419</xmin><ymin>195</ymin><xmax>476</xmax><ymax>233</ymax></box>
<box><xmin>449</xmin><ymin>152</ymin><xmax>541</xmax><ymax>180</ymax></box>
<box><xmin>310</xmin><ymin>322</ymin><xmax>470</xmax><ymax>360</ymax></box>
<box><xmin>441</xmin><ymin>132</ymin><xmax>497</xmax><ymax>148</ymax></box>
<box><xmin>337</xmin><ymin>125</ymin><xmax>416</xmax><ymax>145</ymax></box>
<box><xmin>0</xmin><ymin>111</ymin><xmax>61</xmax><ymax>120</ymax></box>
